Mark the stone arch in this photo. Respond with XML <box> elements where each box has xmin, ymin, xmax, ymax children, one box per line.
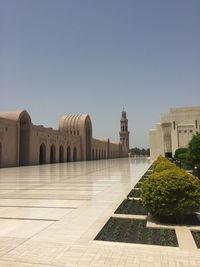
<box><xmin>19</xmin><ymin>111</ymin><xmax>31</xmax><ymax>166</ymax></box>
<box><xmin>59</xmin><ymin>145</ymin><xmax>64</xmax><ymax>163</ymax></box>
<box><xmin>67</xmin><ymin>146</ymin><xmax>71</xmax><ymax>162</ymax></box>
<box><xmin>39</xmin><ymin>143</ymin><xmax>46</xmax><ymax>164</ymax></box>
<box><xmin>50</xmin><ymin>144</ymin><xmax>56</xmax><ymax>163</ymax></box>
<box><xmin>164</xmin><ymin>133</ymin><xmax>172</xmax><ymax>156</ymax></box>
<box><xmin>59</xmin><ymin>114</ymin><xmax>92</xmax><ymax>161</ymax></box>
<box><xmin>73</xmin><ymin>147</ymin><xmax>77</xmax><ymax>162</ymax></box>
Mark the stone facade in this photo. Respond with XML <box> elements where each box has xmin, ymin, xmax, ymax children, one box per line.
<box><xmin>0</xmin><ymin>109</ymin><xmax>129</xmax><ymax>168</ymax></box>
<box><xmin>149</xmin><ymin>107</ymin><xmax>200</xmax><ymax>160</ymax></box>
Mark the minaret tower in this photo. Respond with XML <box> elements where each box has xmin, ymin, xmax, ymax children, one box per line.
<box><xmin>119</xmin><ymin>108</ymin><xmax>130</xmax><ymax>153</ymax></box>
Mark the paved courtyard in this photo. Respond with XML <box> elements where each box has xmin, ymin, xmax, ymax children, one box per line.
<box><xmin>0</xmin><ymin>158</ymin><xmax>199</xmax><ymax>267</ymax></box>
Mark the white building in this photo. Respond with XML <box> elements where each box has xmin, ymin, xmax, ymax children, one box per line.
<box><xmin>149</xmin><ymin>107</ymin><xmax>200</xmax><ymax>160</ymax></box>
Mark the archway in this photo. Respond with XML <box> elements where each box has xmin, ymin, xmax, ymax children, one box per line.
<box><xmin>0</xmin><ymin>143</ymin><xmax>2</xmax><ymax>168</ymax></box>
<box><xmin>39</xmin><ymin>143</ymin><xmax>46</xmax><ymax>164</ymax></box>
<box><xmin>67</xmin><ymin>146</ymin><xmax>71</xmax><ymax>162</ymax></box>
<box><xmin>59</xmin><ymin>145</ymin><xmax>64</xmax><ymax>163</ymax></box>
<box><xmin>50</xmin><ymin>144</ymin><xmax>56</xmax><ymax>163</ymax></box>
<box><xmin>73</xmin><ymin>147</ymin><xmax>77</xmax><ymax>162</ymax></box>
<box><xmin>19</xmin><ymin>113</ymin><xmax>31</xmax><ymax>166</ymax></box>
<box><xmin>164</xmin><ymin>134</ymin><xmax>172</xmax><ymax>158</ymax></box>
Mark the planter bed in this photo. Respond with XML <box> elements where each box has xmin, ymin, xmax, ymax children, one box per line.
<box><xmin>138</xmin><ymin>175</ymin><xmax>149</xmax><ymax>182</ymax></box>
<box><xmin>134</xmin><ymin>182</ymin><xmax>143</xmax><ymax>189</ymax></box>
<box><xmin>191</xmin><ymin>231</ymin><xmax>200</xmax><ymax>248</ymax></box>
<box><xmin>157</xmin><ymin>213</ymin><xmax>200</xmax><ymax>225</ymax></box>
<box><xmin>95</xmin><ymin>217</ymin><xmax>178</xmax><ymax>247</ymax></box>
<box><xmin>115</xmin><ymin>199</ymin><xmax>147</xmax><ymax>215</ymax></box>
<box><xmin>127</xmin><ymin>189</ymin><xmax>141</xmax><ymax>198</ymax></box>
<box><xmin>144</xmin><ymin>170</ymin><xmax>152</xmax><ymax>175</ymax></box>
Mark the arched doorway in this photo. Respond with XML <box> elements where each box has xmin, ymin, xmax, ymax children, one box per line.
<box><xmin>67</xmin><ymin>146</ymin><xmax>71</xmax><ymax>162</ymax></box>
<box><xmin>19</xmin><ymin>113</ymin><xmax>31</xmax><ymax>166</ymax></box>
<box><xmin>50</xmin><ymin>144</ymin><xmax>56</xmax><ymax>163</ymax></box>
<box><xmin>59</xmin><ymin>145</ymin><xmax>64</xmax><ymax>163</ymax></box>
<box><xmin>73</xmin><ymin>147</ymin><xmax>77</xmax><ymax>162</ymax></box>
<box><xmin>0</xmin><ymin>143</ymin><xmax>2</xmax><ymax>168</ymax></box>
<box><xmin>164</xmin><ymin>134</ymin><xmax>172</xmax><ymax>158</ymax></box>
<box><xmin>39</xmin><ymin>143</ymin><xmax>46</xmax><ymax>164</ymax></box>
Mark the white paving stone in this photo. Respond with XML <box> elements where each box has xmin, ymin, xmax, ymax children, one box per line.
<box><xmin>0</xmin><ymin>158</ymin><xmax>199</xmax><ymax>267</ymax></box>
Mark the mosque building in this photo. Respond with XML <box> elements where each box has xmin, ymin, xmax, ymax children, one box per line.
<box><xmin>149</xmin><ymin>106</ymin><xmax>200</xmax><ymax>160</ymax></box>
<box><xmin>0</xmin><ymin>109</ymin><xmax>129</xmax><ymax>168</ymax></box>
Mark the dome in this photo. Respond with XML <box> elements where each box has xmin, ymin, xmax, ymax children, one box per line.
<box><xmin>0</xmin><ymin>110</ymin><xmax>31</xmax><ymax>123</ymax></box>
<box><xmin>59</xmin><ymin>114</ymin><xmax>92</xmax><ymax>133</ymax></box>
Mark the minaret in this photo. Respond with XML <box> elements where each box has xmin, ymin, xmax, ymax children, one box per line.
<box><xmin>119</xmin><ymin>108</ymin><xmax>130</xmax><ymax>153</ymax></box>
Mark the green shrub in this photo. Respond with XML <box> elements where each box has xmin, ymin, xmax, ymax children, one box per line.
<box><xmin>141</xmin><ymin>169</ymin><xmax>200</xmax><ymax>222</ymax></box>
<box><xmin>151</xmin><ymin>156</ymin><xmax>169</xmax><ymax>170</ymax></box>
<box><xmin>153</xmin><ymin>161</ymin><xmax>178</xmax><ymax>173</ymax></box>
<box><xmin>188</xmin><ymin>133</ymin><xmax>200</xmax><ymax>168</ymax></box>
<box><xmin>174</xmin><ymin>148</ymin><xmax>188</xmax><ymax>159</ymax></box>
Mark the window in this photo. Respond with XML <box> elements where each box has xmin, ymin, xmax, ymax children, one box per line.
<box><xmin>77</xmin><ymin>130</ymin><xmax>79</xmax><ymax>135</ymax></box>
<box><xmin>173</xmin><ymin>121</ymin><xmax>175</xmax><ymax>130</ymax></box>
<box><xmin>178</xmin><ymin>130</ymin><xmax>181</xmax><ymax>133</ymax></box>
<box><xmin>74</xmin><ymin>130</ymin><xmax>76</xmax><ymax>135</ymax></box>
<box><xmin>195</xmin><ymin>120</ymin><xmax>198</xmax><ymax>129</ymax></box>
<box><xmin>184</xmin><ymin>130</ymin><xmax>187</xmax><ymax>133</ymax></box>
<box><xmin>190</xmin><ymin>130</ymin><xmax>193</xmax><ymax>133</ymax></box>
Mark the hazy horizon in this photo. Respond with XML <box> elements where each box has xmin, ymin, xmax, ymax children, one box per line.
<box><xmin>1</xmin><ymin>0</ymin><xmax>200</xmax><ymax>148</ymax></box>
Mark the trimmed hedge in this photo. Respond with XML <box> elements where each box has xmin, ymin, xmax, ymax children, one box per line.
<box><xmin>141</xmin><ymin>169</ymin><xmax>200</xmax><ymax>222</ymax></box>
<box><xmin>153</xmin><ymin>161</ymin><xmax>178</xmax><ymax>173</ymax></box>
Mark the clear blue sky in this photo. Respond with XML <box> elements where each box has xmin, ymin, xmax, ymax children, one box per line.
<box><xmin>0</xmin><ymin>0</ymin><xmax>200</xmax><ymax>148</ymax></box>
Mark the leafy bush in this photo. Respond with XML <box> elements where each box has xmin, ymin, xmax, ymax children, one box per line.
<box><xmin>174</xmin><ymin>148</ymin><xmax>188</xmax><ymax>159</ymax></box>
<box><xmin>188</xmin><ymin>133</ymin><xmax>200</xmax><ymax>168</ymax></box>
<box><xmin>141</xmin><ymin>169</ymin><xmax>200</xmax><ymax>222</ymax></box>
<box><xmin>151</xmin><ymin>156</ymin><xmax>169</xmax><ymax>170</ymax></box>
<box><xmin>153</xmin><ymin>161</ymin><xmax>178</xmax><ymax>173</ymax></box>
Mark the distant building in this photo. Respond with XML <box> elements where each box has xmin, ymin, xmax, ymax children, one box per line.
<box><xmin>119</xmin><ymin>108</ymin><xmax>130</xmax><ymax>155</ymax></box>
<box><xmin>149</xmin><ymin>107</ymin><xmax>200</xmax><ymax>160</ymax></box>
<box><xmin>0</xmin><ymin>109</ymin><xmax>129</xmax><ymax>168</ymax></box>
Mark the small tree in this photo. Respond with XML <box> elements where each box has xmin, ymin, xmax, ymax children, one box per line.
<box><xmin>174</xmin><ymin>148</ymin><xmax>189</xmax><ymax>161</ymax></box>
<box><xmin>141</xmin><ymin>169</ymin><xmax>200</xmax><ymax>222</ymax></box>
<box><xmin>188</xmin><ymin>133</ymin><xmax>200</xmax><ymax>168</ymax></box>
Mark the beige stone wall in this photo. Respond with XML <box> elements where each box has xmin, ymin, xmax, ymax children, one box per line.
<box><xmin>149</xmin><ymin>124</ymin><xmax>164</xmax><ymax>160</ymax></box>
<box><xmin>0</xmin><ymin>110</ymin><xmax>124</xmax><ymax>168</ymax></box>
<box><xmin>29</xmin><ymin>126</ymin><xmax>82</xmax><ymax>165</ymax></box>
<box><xmin>0</xmin><ymin>118</ymin><xmax>18</xmax><ymax>167</ymax></box>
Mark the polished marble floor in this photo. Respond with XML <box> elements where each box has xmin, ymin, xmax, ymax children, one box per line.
<box><xmin>0</xmin><ymin>158</ymin><xmax>199</xmax><ymax>266</ymax></box>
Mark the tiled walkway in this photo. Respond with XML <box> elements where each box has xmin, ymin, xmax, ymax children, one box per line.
<box><xmin>0</xmin><ymin>158</ymin><xmax>199</xmax><ymax>266</ymax></box>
